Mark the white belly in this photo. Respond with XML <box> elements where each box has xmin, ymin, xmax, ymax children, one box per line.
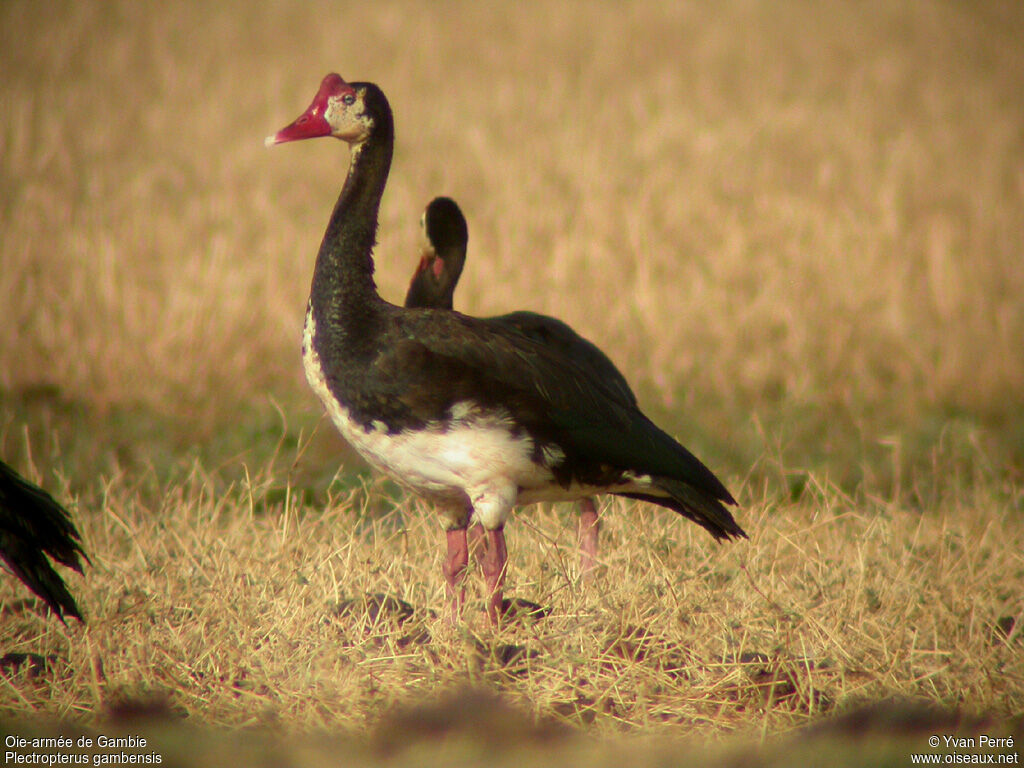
<box><xmin>300</xmin><ymin>306</ymin><xmax>659</xmax><ymax>529</ymax></box>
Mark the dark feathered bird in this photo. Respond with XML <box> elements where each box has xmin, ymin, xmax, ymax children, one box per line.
<box><xmin>268</xmin><ymin>74</ymin><xmax>745</xmax><ymax>624</ymax></box>
<box><xmin>0</xmin><ymin>460</ymin><xmax>88</xmax><ymax>622</ymax></box>
<box><xmin>406</xmin><ymin>196</ymin><xmax>634</xmax><ymax>578</ymax></box>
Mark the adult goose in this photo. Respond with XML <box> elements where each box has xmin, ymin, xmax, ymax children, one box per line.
<box><xmin>0</xmin><ymin>460</ymin><xmax>88</xmax><ymax>622</ymax></box>
<box><xmin>267</xmin><ymin>74</ymin><xmax>745</xmax><ymax>624</ymax></box>
<box><xmin>406</xmin><ymin>196</ymin><xmax>630</xmax><ymax>579</ymax></box>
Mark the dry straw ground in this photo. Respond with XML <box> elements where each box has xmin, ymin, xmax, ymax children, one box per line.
<box><xmin>1</xmin><ymin>0</ymin><xmax>1023</xmax><ymax>765</ymax></box>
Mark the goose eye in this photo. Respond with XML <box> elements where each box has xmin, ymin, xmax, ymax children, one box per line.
<box><xmin>342</xmin><ymin>93</ymin><xmax>355</xmax><ymax>106</ymax></box>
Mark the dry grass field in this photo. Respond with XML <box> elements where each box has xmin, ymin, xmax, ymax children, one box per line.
<box><xmin>1</xmin><ymin>0</ymin><xmax>1023</xmax><ymax>765</ymax></box>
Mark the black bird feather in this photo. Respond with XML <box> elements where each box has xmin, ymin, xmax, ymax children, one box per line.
<box><xmin>0</xmin><ymin>461</ymin><xmax>88</xmax><ymax>622</ymax></box>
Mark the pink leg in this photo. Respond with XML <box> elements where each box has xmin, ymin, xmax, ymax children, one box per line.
<box><xmin>468</xmin><ymin>523</ymin><xmax>486</xmax><ymax>563</ymax></box>
<box><xmin>578</xmin><ymin>498</ymin><xmax>600</xmax><ymax>581</ymax></box>
<box><xmin>479</xmin><ymin>527</ymin><xmax>508</xmax><ymax>626</ymax></box>
<box><xmin>443</xmin><ymin>527</ymin><xmax>469</xmax><ymax>623</ymax></box>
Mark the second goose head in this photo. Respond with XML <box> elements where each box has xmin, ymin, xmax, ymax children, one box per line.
<box><xmin>405</xmin><ymin>197</ymin><xmax>468</xmax><ymax>310</ymax></box>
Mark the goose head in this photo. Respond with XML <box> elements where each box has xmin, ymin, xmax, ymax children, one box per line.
<box><xmin>266</xmin><ymin>73</ymin><xmax>386</xmax><ymax>147</ymax></box>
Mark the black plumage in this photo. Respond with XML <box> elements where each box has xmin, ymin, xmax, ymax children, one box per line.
<box><xmin>0</xmin><ymin>460</ymin><xmax>88</xmax><ymax>622</ymax></box>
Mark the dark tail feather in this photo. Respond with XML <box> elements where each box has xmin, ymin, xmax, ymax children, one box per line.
<box><xmin>0</xmin><ymin>545</ymin><xmax>84</xmax><ymax>622</ymax></box>
<box><xmin>617</xmin><ymin>475</ymin><xmax>747</xmax><ymax>542</ymax></box>
<box><xmin>0</xmin><ymin>461</ymin><xmax>88</xmax><ymax>622</ymax></box>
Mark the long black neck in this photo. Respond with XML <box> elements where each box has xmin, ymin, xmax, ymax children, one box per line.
<box><xmin>309</xmin><ymin>104</ymin><xmax>394</xmax><ymax>346</ymax></box>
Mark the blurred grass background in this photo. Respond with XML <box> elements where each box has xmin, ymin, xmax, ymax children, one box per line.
<box><xmin>0</xmin><ymin>0</ymin><xmax>1023</xmax><ymax>757</ymax></box>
